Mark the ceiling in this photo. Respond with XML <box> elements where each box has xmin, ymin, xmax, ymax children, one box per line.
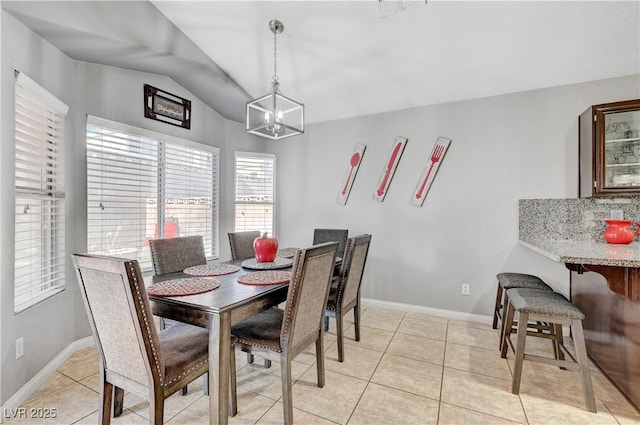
<box><xmin>3</xmin><ymin>1</ymin><xmax>639</xmax><ymax>125</ymax></box>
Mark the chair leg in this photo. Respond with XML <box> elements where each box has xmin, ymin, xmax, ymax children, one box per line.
<box><xmin>572</xmin><ymin>319</ymin><xmax>597</xmax><ymax>413</ymax></box>
<box><xmin>100</xmin><ymin>381</ymin><xmax>113</xmax><ymax>425</ymax></box>
<box><xmin>179</xmin><ymin>386</ymin><xmax>188</xmax><ymax>396</ymax></box>
<box><xmin>336</xmin><ymin>313</ymin><xmax>345</xmax><ymax>362</ymax></box>
<box><xmin>281</xmin><ymin>353</ymin><xmax>294</xmax><ymax>425</ymax></box>
<box><xmin>203</xmin><ymin>373</ymin><xmax>209</xmax><ymax>396</ymax></box>
<box><xmin>354</xmin><ymin>303</ymin><xmax>361</xmax><ymax>342</ymax></box>
<box><xmin>499</xmin><ymin>290</ymin><xmax>511</xmax><ymax>350</ymax></box>
<box><xmin>149</xmin><ymin>396</ymin><xmax>164</xmax><ymax>425</ymax></box>
<box><xmin>113</xmin><ymin>386</ymin><xmax>124</xmax><ymax>417</ymax></box>
<box><xmin>500</xmin><ymin>301</ymin><xmax>515</xmax><ymax>358</ymax></box>
<box><xmin>264</xmin><ymin>359</ymin><xmax>272</xmax><ymax>368</ymax></box>
<box><xmin>492</xmin><ymin>283</ymin><xmax>503</xmax><ymax>329</ymax></box>
<box><xmin>247</xmin><ymin>352</ymin><xmax>254</xmax><ymax>364</ymax></box>
<box><xmin>323</xmin><ymin>315</ymin><xmax>329</xmax><ymax>332</ymax></box>
<box><xmin>316</xmin><ymin>330</ymin><xmax>326</xmax><ymax>388</ymax></box>
<box><xmin>553</xmin><ymin>323</ymin><xmax>566</xmax><ymax>365</ymax></box>
<box><xmin>511</xmin><ymin>311</ymin><xmax>529</xmax><ymax>395</ymax></box>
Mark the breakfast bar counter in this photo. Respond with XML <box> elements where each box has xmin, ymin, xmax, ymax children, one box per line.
<box><xmin>519</xmin><ymin>197</ymin><xmax>640</xmax><ymax>411</ymax></box>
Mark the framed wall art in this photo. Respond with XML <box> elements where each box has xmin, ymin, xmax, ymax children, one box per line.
<box><xmin>373</xmin><ymin>136</ymin><xmax>408</xmax><ymax>202</ymax></box>
<box><xmin>410</xmin><ymin>137</ymin><xmax>451</xmax><ymax>206</ymax></box>
<box><xmin>336</xmin><ymin>143</ymin><xmax>366</xmax><ymax>205</ymax></box>
<box><xmin>144</xmin><ymin>84</ymin><xmax>191</xmax><ymax>129</ymax></box>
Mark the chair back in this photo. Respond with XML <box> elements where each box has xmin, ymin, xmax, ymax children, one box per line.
<box><xmin>313</xmin><ymin>229</ymin><xmax>348</xmax><ymax>258</ymax></box>
<box><xmin>149</xmin><ymin>235</ymin><xmax>206</xmax><ymax>275</ymax></box>
<box><xmin>282</xmin><ymin>242</ymin><xmax>338</xmax><ymax>350</ymax></box>
<box><xmin>228</xmin><ymin>231</ymin><xmax>260</xmax><ymax>260</ymax></box>
<box><xmin>336</xmin><ymin>234</ymin><xmax>372</xmax><ymax>309</ymax></box>
<box><xmin>72</xmin><ymin>254</ymin><xmax>163</xmax><ymax>390</ymax></box>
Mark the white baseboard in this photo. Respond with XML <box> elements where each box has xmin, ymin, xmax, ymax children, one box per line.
<box><xmin>361</xmin><ymin>298</ymin><xmax>493</xmax><ymax>325</ymax></box>
<box><xmin>1</xmin><ymin>336</ymin><xmax>95</xmax><ymax>423</ymax></box>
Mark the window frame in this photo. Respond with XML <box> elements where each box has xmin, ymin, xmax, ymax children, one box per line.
<box><xmin>86</xmin><ymin>115</ymin><xmax>220</xmax><ymax>269</ymax></box>
<box><xmin>233</xmin><ymin>151</ymin><xmax>277</xmax><ymax>237</ymax></box>
<box><xmin>14</xmin><ymin>71</ymin><xmax>68</xmax><ymax>313</ymax></box>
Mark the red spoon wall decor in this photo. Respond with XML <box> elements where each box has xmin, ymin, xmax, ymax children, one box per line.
<box><xmin>336</xmin><ymin>143</ymin><xmax>366</xmax><ymax>205</ymax></box>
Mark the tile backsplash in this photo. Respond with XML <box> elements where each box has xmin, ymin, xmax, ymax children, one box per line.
<box><xmin>519</xmin><ymin>197</ymin><xmax>640</xmax><ymax>243</ymax></box>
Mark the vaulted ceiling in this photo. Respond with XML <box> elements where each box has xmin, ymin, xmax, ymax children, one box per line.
<box><xmin>3</xmin><ymin>1</ymin><xmax>639</xmax><ymax>124</ymax></box>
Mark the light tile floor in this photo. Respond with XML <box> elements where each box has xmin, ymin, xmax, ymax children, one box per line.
<box><xmin>5</xmin><ymin>306</ymin><xmax>640</xmax><ymax>424</ymax></box>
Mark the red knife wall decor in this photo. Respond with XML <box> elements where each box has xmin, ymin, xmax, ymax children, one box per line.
<box><xmin>337</xmin><ymin>143</ymin><xmax>366</xmax><ymax>205</ymax></box>
<box><xmin>410</xmin><ymin>137</ymin><xmax>451</xmax><ymax>206</ymax></box>
<box><xmin>372</xmin><ymin>136</ymin><xmax>408</xmax><ymax>202</ymax></box>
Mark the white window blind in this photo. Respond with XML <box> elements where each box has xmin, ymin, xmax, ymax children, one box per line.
<box><xmin>86</xmin><ymin>116</ymin><xmax>219</xmax><ymax>271</ymax></box>
<box><xmin>14</xmin><ymin>71</ymin><xmax>68</xmax><ymax>313</ymax></box>
<box><xmin>234</xmin><ymin>152</ymin><xmax>275</xmax><ymax>236</ymax></box>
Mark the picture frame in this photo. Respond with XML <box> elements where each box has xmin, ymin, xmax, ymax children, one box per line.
<box><xmin>410</xmin><ymin>137</ymin><xmax>451</xmax><ymax>206</ymax></box>
<box><xmin>373</xmin><ymin>136</ymin><xmax>408</xmax><ymax>202</ymax></box>
<box><xmin>336</xmin><ymin>143</ymin><xmax>366</xmax><ymax>205</ymax></box>
<box><xmin>144</xmin><ymin>84</ymin><xmax>191</xmax><ymax>129</ymax></box>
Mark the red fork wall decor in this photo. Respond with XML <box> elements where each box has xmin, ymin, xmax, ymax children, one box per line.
<box><xmin>336</xmin><ymin>143</ymin><xmax>367</xmax><ymax>205</ymax></box>
<box><xmin>373</xmin><ymin>136</ymin><xmax>408</xmax><ymax>202</ymax></box>
<box><xmin>411</xmin><ymin>137</ymin><xmax>451</xmax><ymax>206</ymax></box>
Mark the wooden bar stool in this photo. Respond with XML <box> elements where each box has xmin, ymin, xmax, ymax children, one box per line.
<box><xmin>500</xmin><ymin>287</ymin><xmax>596</xmax><ymax>413</ymax></box>
<box><xmin>493</xmin><ymin>273</ymin><xmax>552</xmax><ymax>347</ymax></box>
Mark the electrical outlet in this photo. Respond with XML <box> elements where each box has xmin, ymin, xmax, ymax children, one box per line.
<box><xmin>461</xmin><ymin>284</ymin><xmax>470</xmax><ymax>296</ymax></box>
<box><xmin>611</xmin><ymin>209</ymin><xmax>624</xmax><ymax>220</ymax></box>
<box><xmin>16</xmin><ymin>337</ymin><xmax>24</xmax><ymax>360</ymax></box>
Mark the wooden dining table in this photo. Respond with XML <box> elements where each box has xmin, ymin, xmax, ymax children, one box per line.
<box><xmin>146</xmin><ymin>257</ymin><xmax>293</xmax><ymax>425</ymax></box>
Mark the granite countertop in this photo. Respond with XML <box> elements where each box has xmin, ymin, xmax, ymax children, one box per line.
<box><xmin>520</xmin><ymin>238</ymin><xmax>640</xmax><ymax>267</ymax></box>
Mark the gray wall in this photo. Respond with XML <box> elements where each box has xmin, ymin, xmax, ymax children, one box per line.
<box><xmin>272</xmin><ymin>75</ymin><xmax>640</xmax><ymax>316</ymax></box>
<box><xmin>0</xmin><ymin>12</ymin><xmax>257</xmax><ymax>404</ymax></box>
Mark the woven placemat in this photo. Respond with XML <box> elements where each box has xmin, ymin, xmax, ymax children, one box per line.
<box><xmin>237</xmin><ymin>271</ymin><xmax>292</xmax><ymax>286</ymax></box>
<box><xmin>183</xmin><ymin>264</ymin><xmax>240</xmax><ymax>277</ymax></box>
<box><xmin>147</xmin><ymin>277</ymin><xmax>220</xmax><ymax>296</ymax></box>
<box><xmin>241</xmin><ymin>257</ymin><xmax>294</xmax><ymax>270</ymax></box>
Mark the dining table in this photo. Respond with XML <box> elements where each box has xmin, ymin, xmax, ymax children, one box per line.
<box><xmin>146</xmin><ymin>250</ymin><xmax>299</xmax><ymax>425</ymax></box>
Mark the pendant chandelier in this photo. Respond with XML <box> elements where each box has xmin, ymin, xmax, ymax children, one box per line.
<box><xmin>246</xmin><ymin>20</ymin><xmax>304</xmax><ymax>140</ymax></box>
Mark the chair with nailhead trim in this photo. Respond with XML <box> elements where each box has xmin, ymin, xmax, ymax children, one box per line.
<box><xmin>72</xmin><ymin>254</ymin><xmax>237</xmax><ymax>425</ymax></box>
<box><xmin>231</xmin><ymin>242</ymin><xmax>338</xmax><ymax>425</ymax></box>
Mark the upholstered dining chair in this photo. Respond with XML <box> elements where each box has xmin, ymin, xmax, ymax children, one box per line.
<box><xmin>323</xmin><ymin>234</ymin><xmax>372</xmax><ymax>362</ymax></box>
<box><xmin>313</xmin><ymin>228</ymin><xmax>348</xmax><ymax>259</ymax></box>
<box><xmin>227</xmin><ymin>231</ymin><xmax>261</xmax><ymax>260</ymax></box>
<box><xmin>228</xmin><ymin>230</ymin><xmax>272</xmax><ymax>368</ymax></box>
<box><xmin>148</xmin><ymin>235</ymin><xmax>207</xmax><ymax>275</ymax></box>
<box><xmin>231</xmin><ymin>242</ymin><xmax>338</xmax><ymax>425</ymax></box>
<box><xmin>71</xmin><ymin>254</ymin><xmax>237</xmax><ymax>425</ymax></box>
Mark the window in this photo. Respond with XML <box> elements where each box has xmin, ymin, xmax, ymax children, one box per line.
<box><xmin>234</xmin><ymin>152</ymin><xmax>275</xmax><ymax>236</ymax></box>
<box><xmin>14</xmin><ymin>71</ymin><xmax>68</xmax><ymax>313</ymax></box>
<box><xmin>86</xmin><ymin>116</ymin><xmax>219</xmax><ymax>270</ymax></box>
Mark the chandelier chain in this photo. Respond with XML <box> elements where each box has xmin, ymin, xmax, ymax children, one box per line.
<box><xmin>272</xmin><ymin>29</ymin><xmax>278</xmax><ymax>84</ymax></box>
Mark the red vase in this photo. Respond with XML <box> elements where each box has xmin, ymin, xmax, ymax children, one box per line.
<box><xmin>604</xmin><ymin>220</ymin><xmax>640</xmax><ymax>244</ymax></box>
<box><xmin>253</xmin><ymin>233</ymin><xmax>278</xmax><ymax>262</ymax></box>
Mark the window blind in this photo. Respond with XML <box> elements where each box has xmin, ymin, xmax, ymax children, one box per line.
<box><xmin>234</xmin><ymin>152</ymin><xmax>276</xmax><ymax>236</ymax></box>
<box><xmin>14</xmin><ymin>71</ymin><xmax>68</xmax><ymax>313</ymax></box>
<box><xmin>86</xmin><ymin>116</ymin><xmax>219</xmax><ymax>270</ymax></box>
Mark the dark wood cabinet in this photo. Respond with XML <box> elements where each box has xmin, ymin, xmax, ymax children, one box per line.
<box><xmin>579</xmin><ymin>99</ymin><xmax>640</xmax><ymax>197</ymax></box>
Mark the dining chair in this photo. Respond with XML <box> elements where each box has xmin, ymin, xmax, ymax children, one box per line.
<box><xmin>323</xmin><ymin>234</ymin><xmax>372</xmax><ymax>362</ymax></box>
<box><xmin>228</xmin><ymin>230</ymin><xmax>272</xmax><ymax>368</ymax></box>
<box><xmin>231</xmin><ymin>242</ymin><xmax>338</xmax><ymax>425</ymax></box>
<box><xmin>313</xmin><ymin>228</ymin><xmax>348</xmax><ymax>259</ymax></box>
<box><xmin>227</xmin><ymin>231</ymin><xmax>261</xmax><ymax>260</ymax></box>
<box><xmin>148</xmin><ymin>235</ymin><xmax>207</xmax><ymax>275</ymax></box>
<box><xmin>149</xmin><ymin>235</ymin><xmax>210</xmax><ymax>392</ymax></box>
<box><xmin>71</xmin><ymin>254</ymin><xmax>237</xmax><ymax>425</ymax></box>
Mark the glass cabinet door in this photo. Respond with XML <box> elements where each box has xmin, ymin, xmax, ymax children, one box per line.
<box><xmin>602</xmin><ymin>109</ymin><xmax>640</xmax><ymax>190</ymax></box>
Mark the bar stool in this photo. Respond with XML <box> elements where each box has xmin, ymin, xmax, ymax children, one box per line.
<box><xmin>493</xmin><ymin>273</ymin><xmax>552</xmax><ymax>347</ymax></box>
<box><xmin>500</xmin><ymin>287</ymin><xmax>596</xmax><ymax>413</ymax></box>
